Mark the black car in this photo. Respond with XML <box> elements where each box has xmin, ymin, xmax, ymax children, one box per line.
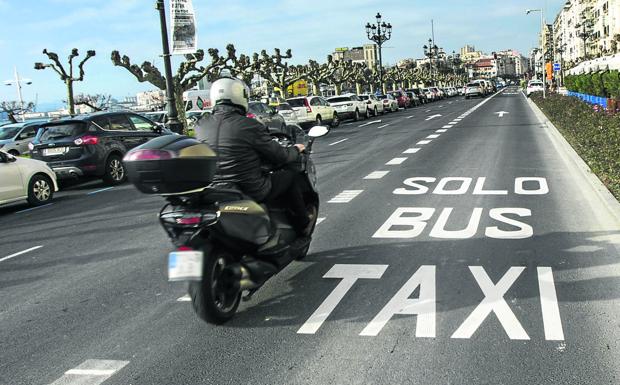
<box><xmin>247</xmin><ymin>102</ymin><xmax>288</xmax><ymax>135</ymax></box>
<box><xmin>30</xmin><ymin>112</ymin><xmax>168</xmax><ymax>185</ymax></box>
<box><xmin>407</xmin><ymin>88</ymin><xmax>428</xmax><ymax>104</ymax></box>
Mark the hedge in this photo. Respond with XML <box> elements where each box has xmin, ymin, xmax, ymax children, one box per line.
<box><xmin>531</xmin><ymin>93</ymin><xmax>620</xmax><ymax>199</ymax></box>
<box><xmin>564</xmin><ymin>70</ymin><xmax>620</xmax><ymax>98</ymax></box>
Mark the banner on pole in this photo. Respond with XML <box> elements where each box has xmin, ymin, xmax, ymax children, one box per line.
<box><xmin>170</xmin><ymin>0</ymin><xmax>197</xmax><ymax>55</ymax></box>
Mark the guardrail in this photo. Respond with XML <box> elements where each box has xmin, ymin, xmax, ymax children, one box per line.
<box><xmin>567</xmin><ymin>91</ymin><xmax>608</xmax><ymax>109</ymax></box>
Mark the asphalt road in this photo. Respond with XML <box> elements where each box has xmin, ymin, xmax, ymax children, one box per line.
<box><xmin>1</xmin><ymin>87</ymin><xmax>619</xmax><ymax>385</ymax></box>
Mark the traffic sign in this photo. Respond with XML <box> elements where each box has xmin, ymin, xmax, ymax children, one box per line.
<box><xmin>553</xmin><ymin>63</ymin><xmax>561</xmax><ymax>71</ymax></box>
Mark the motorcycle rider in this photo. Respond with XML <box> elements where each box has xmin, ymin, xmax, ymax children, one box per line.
<box><xmin>196</xmin><ymin>73</ymin><xmax>314</xmax><ymax>236</ymax></box>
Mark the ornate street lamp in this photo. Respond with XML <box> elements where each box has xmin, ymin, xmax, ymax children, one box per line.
<box><xmin>365</xmin><ymin>12</ymin><xmax>392</xmax><ymax>91</ymax></box>
<box><xmin>423</xmin><ymin>39</ymin><xmax>439</xmax><ymax>85</ymax></box>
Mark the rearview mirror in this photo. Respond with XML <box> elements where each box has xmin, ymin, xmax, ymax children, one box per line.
<box><xmin>308</xmin><ymin>125</ymin><xmax>329</xmax><ymax>138</ymax></box>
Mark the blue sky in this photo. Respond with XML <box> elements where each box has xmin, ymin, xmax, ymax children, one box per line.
<box><xmin>0</xmin><ymin>0</ymin><xmax>566</xmax><ymax>107</ymax></box>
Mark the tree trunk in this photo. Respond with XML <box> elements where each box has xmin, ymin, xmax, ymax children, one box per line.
<box><xmin>312</xmin><ymin>81</ymin><xmax>320</xmax><ymax>96</ymax></box>
<box><xmin>355</xmin><ymin>83</ymin><xmax>362</xmax><ymax>95</ymax></box>
<box><xmin>174</xmin><ymin>89</ymin><xmax>187</xmax><ymax>135</ymax></box>
<box><xmin>66</xmin><ymin>79</ymin><xmax>75</xmax><ymax>116</ymax></box>
<box><xmin>335</xmin><ymin>84</ymin><xmax>342</xmax><ymax>95</ymax></box>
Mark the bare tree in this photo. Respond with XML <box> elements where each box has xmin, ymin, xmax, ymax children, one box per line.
<box><xmin>72</xmin><ymin>94</ymin><xmax>112</xmax><ymax>112</ymax></box>
<box><xmin>34</xmin><ymin>48</ymin><xmax>96</xmax><ymax>116</ymax></box>
<box><xmin>328</xmin><ymin>59</ymin><xmax>364</xmax><ymax>95</ymax></box>
<box><xmin>1</xmin><ymin>101</ymin><xmax>35</xmax><ymax>123</ymax></box>
<box><xmin>254</xmin><ymin>49</ymin><xmax>306</xmax><ymax>98</ymax></box>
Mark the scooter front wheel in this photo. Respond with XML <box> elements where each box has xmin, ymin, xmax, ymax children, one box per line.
<box><xmin>188</xmin><ymin>245</ymin><xmax>241</xmax><ymax>324</ymax></box>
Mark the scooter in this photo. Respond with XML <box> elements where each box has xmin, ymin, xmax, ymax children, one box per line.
<box><xmin>125</xmin><ymin>125</ymin><xmax>329</xmax><ymax>324</ymax></box>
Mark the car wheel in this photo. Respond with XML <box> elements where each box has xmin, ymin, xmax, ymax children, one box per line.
<box><xmin>331</xmin><ymin>113</ymin><xmax>340</xmax><ymax>127</ymax></box>
<box><xmin>8</xmin><ymin>149</ymin><xmax>19</xmax><ymax>156</ymax></box>
<box><xmin>374</xmin><ymin>107</ymin><xmax>378</xmax><ymax>116</ymax></box>
<box><xmin>27</xmin><ymin>174</ymin><xmax>53</xmax><ymax>206</ymax></box>
<box><xmin>354</xmin><ymin>109</ymin><xmax>360</xmax><ymax>121</ymax></box>
<box><xmin>315</xmin><ymin>115</ymin><xmax>323</xmax><ymax>126</ymax></box>
<box><xmin>102</xmin><ymin>154</ymin><xmax>126</xmax><ymax>185</ymax></box>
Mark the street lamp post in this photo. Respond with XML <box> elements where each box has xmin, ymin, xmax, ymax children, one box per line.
<box><xmin>365</xmin><ymin>13</ymin><xmax>392</xmax><ymax>93</ymax></box>
<box><xmin>4</xmin><ymin>67</ymin><xmax>32</xmax><ymax>122</ymax></box>
<box><xmin>423</xmin><ymin>40</ymin><xmax>439</xmax><ymax>85</ymax></box>
<box><xmin>155</xmin><ymin>0</ymin><xmax>183</xmax><ymax>134</ymax></box>
<box><xmin>556</xmin><ymin>44</ymin><xmax>566</xmax><ymax>87</ymax></box>
<box><xmin>526</xmin><ymin>8</ymin><xmax>546</xmax><ymax>99</ymax></box>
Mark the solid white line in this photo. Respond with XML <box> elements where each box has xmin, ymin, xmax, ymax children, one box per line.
<box><xmin>436</xmin><ymin>129</ymin><xmax>447</xmax><ymax>133</ymax></box>
<box><xmin>377</xmin><ymin>124</ymin><xmax>390</xmax><ymax>129</ymax></box>
<box><xmin>316</xmin><ymin>217</ymin><xmax>326</xmax><ymax>225</ymax></box>
<box><xmin>51</xmin><ymin>360</ymin><xmax>129</xmax><ymax>385</ymax></box>
<box><xmin>65</xmin><ymin>369</ymin><xmax>116</xmax><ymax>376</ymax></box>
<box><xmin>15</xmin><ymin>203</ymin><xmax>53</xmax><ymax>214</ymax></box>
<box><xmin>427</xmin><ymin>134</ymin><xmax>440</xmax><ymax>139</ymax></box>
<box><xmin>386</xmin><ymin>157</ymin><xmax>407</xmax><ymax>165</ymax></box>
<box><xmin>328</xmin><ymin>138</ymin><xmax>348</xmax><ymax>146</ymax></box>
<box><xmin>177</xmin><ymin>294</ymin><xmax>191</xmax><ymax>302</ymax></box>
<box><xmin>358</xmin><ymin>120</ymin><xmax>382</xmax><ymax>127</ymax></box>
<box><xmin>0</xmin><ymin>245</ymin><xmax>43</xmax><ymax>263</ymax></box>
<box><xmin>403</xmin><ymin>148</ymin><xmax>420</xmax><ymax>154</ymax></box>
<box><xmin>537</xmin><ymin>267</ymin><xmax>564</xmax><ymax>341</ymax></box>
<box><xmin>442</xmin><ymin>125</ymin><xmax>453</xmax><ymax>129</ymax></box>
<box><xmin>416</xmin><ymin>140</ymin><xmax>432</xmax><ymax>145</ymax></box>
<box><xmin>328</xmin><ymin>190</ymin><xmax>363</xmax><ymax>203</ymax></box>
<box><xmin>87</xmin><ymin>187</ymin><xmax>115</xmax><ymax>195</ymax></box>
<box><xmin>364</xmin><ymin>171</ymin><xmax>390</xmax><ymax>179</ymax></box>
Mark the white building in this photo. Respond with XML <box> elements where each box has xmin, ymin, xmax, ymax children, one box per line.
<box><xmin>136</xmin><ymin>90</ymin><xmax>166</xmax><ymax>110</ymax></box>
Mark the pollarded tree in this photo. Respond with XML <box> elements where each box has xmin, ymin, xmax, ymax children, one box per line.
<box><xmin>34</xmin><ymin>48</ymin><xmax>96</xmax><ymax>116</ymax></box>
<box><xmin>1</xmin><ymin>101</ymin><xmax>35</xmax><ymax>123</ymax></box>
<box><xmin>254</xmin><ymin>48</ymin><xmax>306</xmax><ymax>98</ymax></box>
<box><xmin>111</xmin><ymin>47</ymin><xmax>229</xmax><ymax>130</ymax></box>
<box><xmin>305</xmin><ymin>58</ymin><xmax>337</xmax><ymax>96</ymax></box>
<box><xmin>328</xmin><ymin>59</ymin><xmax>365</xmax><ymax>95</ymax></box>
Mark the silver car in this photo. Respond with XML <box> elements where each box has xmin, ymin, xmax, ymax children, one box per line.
<box><xmin>0</xmin><ymin>121</ymin><xmax>45</xmax><ymax>156</ymax></box>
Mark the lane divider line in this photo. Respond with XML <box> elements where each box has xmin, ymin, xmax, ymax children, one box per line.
<box><xmin>377</xmin><ymin>124</ymin><xmax>390</xmax><ymax>129</ymax></box>
<box><xmin>416</xmin><ymin>140</ymin><xmax>432</xmax><ymax>145</ymax></box>
<box><xmin>436</xmin><ymin>129</ymin><xmax>448</xmax><ymax>133</ymax></box>
<box><xmin>328</xmin><ymin>138</ymin><xmax>349</xmax><ymax>146</ymax></box>
<box><xmin>403</xmin><ymin>148</ymin><xmax>420</xmax><ymax>154</ymax></box>
<box><xmin>87</xmin><ymin>187</ymin><xmax>115</xmax><ymax>195</ymax></box>
<box><xmin>328</xmin><ymin>190</ymin><xmax>363</xmax><ymax>203</ymax></box>
<box><xmin>15</xmin><ymin>203</ymin><xmax>53</xmax><ymax>214</ymax></box>
<box><xmin>386</xmin><ymin>157</ymin><xmax>407</xmax><ymax>165</ymax></box>
<box><xmin>442</xmin><ymin>125</ymin><xmax>453</xmax><ymax>129</ymax></box>
<box><xmin>0</xmin><ymin>245</ymin><xmax>43</xmax><ymax>263</ymax></box>
<box><xmin>177</xmin><ymin>295</ymin><xmax>191</xmax><ymax>302</ymax></box>
<box><xmin>406</xmin><ymin>115</ymin><xmax>415</xmax><ymax>119</ymax></box>
<box><xmin>358</xmin><ymin>120</ymin><xmax>382</xmax><ymax>128</ymax></box>
<box><xmin>50</xmin><ymin>360</ymin><xmax>129</xmax><ymax>385</ymax></box>
<box><xmin>364</xmin><ymin>171</ymin><xmax>390</xmax><ymax>180</ymax></box>
<box><xmin>427</xmin><ymin>134</ymin><xmax>440</xmax><ymax>139</ymax></box>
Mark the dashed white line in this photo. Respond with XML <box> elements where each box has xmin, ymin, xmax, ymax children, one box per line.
<box><xmin>425</xmin><ymin>109</ymin><xmax>431</xmax><ymax>112</ymax></box>
<box><xmin>427</xmin><ymin>134</ymin><xmax>440</xmax><ymax>139</ymax></box>
<box><xmin>406</xmin><ymin>115</ymin><xmax>415</xmax><ymax>119</ymax></box>
<box><xmin>328</xmin><ymin>190</ymin><xmax>363</xmax><ymax>203</ymax></box>
<box><xmin>328</xmin><ymin>138</ymin><xmax>349</xmax><ymax>146</ymax></box>
<box><xmin>50</xmin><ymin>360</ymin><xmax>129</xmax><ymax>385</ymax></box>
<box><xmin>177</xmin><ymin>294</ymin><xmax>191</xmax><ymax>302</ymax></box>
<box><xmin>0</xmin><ymin>245</ymin><xmax>43</xmax><ymax>263</ymax></box>
<box><xmin>436</xmin><ymin>129</ymin><xmax>447</xmax><ymax>133</ymax></box>
<box><xmin>416</xmin><ymin>140</ymin><xmax>432</xmax><ymax>145</ymax></box>
<box><xmin>386</xmin><ymin>157</ymin><xmax>407</xmax><ymax>165</ymax></box>
<box><xmin>442</xmin><ymin>125</ymin><xmax>453</xmax><ymax>129</ymax></box>
<box><xmin>377</xmin><ymin>124</ymin><xmax>390</xmax><ymax>129</ymax></box>
<box><xmin>364</xmin><ymin>171</ymin><xmax>390</xmax><ymax>179</ymax></box>
<box><xmin>87</xmin><ymin>187</ymin><xmax>115</xmax><ymax>195</ymax></box>
<box><xmin>403</xmin><ymin>148</ymin><xmax>420</xmax><ymax>154</ymax></box>
<box><xmin>358</xmin><ymin>120</ymin><xmax>382</xmax><ymax>127</ymax></box>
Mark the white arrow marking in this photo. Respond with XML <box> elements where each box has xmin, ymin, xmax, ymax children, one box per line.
<box><xmin>425</xmin><ymin>114</ymin><xmax>442</xmax><ymax>121</ymax></box>
<box><xmin>495</xmin><ymin>111</ymin><xmax>509</xmax><ymax>118</ymax></box>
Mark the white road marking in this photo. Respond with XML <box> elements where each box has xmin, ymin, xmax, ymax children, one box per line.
<box><xmin>316</xmin><ymin>217</ymin><xmax>326</xmax><ymax>225</ymax></box>
<box><xmin>364</xmin><ymin>171</ymin><xmax>390</xmax><ymax>179</ymax></box>
<box><xmin>386</xmin><ymin>157</ymin><xmax>407</xmax><ymax>165</ymax></box>
<box><xmin>495</xmin><ymin>111</ymin><xmax>510</xmax><ymax>118</ymax></box>
<box><xmin>537</xmin><ymin>267</ymin><xmax>565</xmax><ymax>340</ymax></box>
<box><xmin>449</xmin><ymin>121</ymin><xmax>459</xmax><ymax>125</ymax></box>
<box><xmin>425</xmin><ymin>109</ymin><xmax>431</xmax><ymax>112</ymax></box>
<box><xmin>328</xmin><ymin>138</ymin><xmax>349</xmax><ymax>146</ymax></box>
<box><xmin>50</xmin><ymin>359</ymin><xmax>129</xmax><ymax>385</ymax></box>
<box><xmin>427</xmin><ymin>134</ymin><xmax>440</xmax><ymax>139</ymax></box>
<box><xmin>403</xmin><ymin>148</ymin><xmax>420</xmax><ymax>154</ymax></box>
<box><xmin>438</xmin><ymin>105</ymin><xmax>444</xmax><ymax>108</ymax></box>
<box><xmin>15</xmin><ymin>203</ymin><xmax>53</xmax><ymax>214</ymax></box>
<box><xmin>377</xmin><ymin>124</ymin><xmax>390</xmax><ymax>129</ymax></box>
<box><xmin>442</xmin><ymin>125</ymin><xmax>453</xmax><ymax>129</ymax></box>
<box><xmin>416</xmin><ymin>140</ymin><xmax>432</xmax><ymax>145</ymax></box>
<box><xmin>0</xmin><ymin>245</ymin><xmax>43</xmax><ymax>263</ymax></box>
<box><xmin>358</xmin><ymin>120</ymin><xmax>382</xmax><ymax>127</ymax></box>
<box><xmin>177</xmin><ymin>294</ymin><xmax>191</xmax><ymax>302</ymax></box>
<box><xmin>436</xmin><ymin>129</ymin><xmax>447</xmax><ymax>133</ymax></box>
<box><xmin>406</xmin><ymin>115</ymin><xmax>415</xmax><ymax>119</ymax></box>
<box><xmin>448</xmin><ymin>101</ymin><xmax>453</xmax><ymax>104</ymax></box>
<box><xmin>451</xmin><ymin>266</ymin><xmax>529</xmax><ymax>340</ymax></box>
<box><xmin>298</xmin><ymin>264</ymin><xmax>388</xmax><ymax>334</ymax></box>
<box><xmin>328</xmin><ymin>190</ymin><xmax>363</xmax><ymax>203</ymax></box>
<box><xmin>454</xmin><ymin>118</ymin><xmax>462</xmax><ymax>121</ymax></box>
<box><xmin>87</xmin><ymin>187</ymin><xmax>115</xmax><ymax>195</ymax></box>
<box><xmin>425</xmin><ymin>114</ymin><xmax>442</xmax><ymax>121</ymax></box>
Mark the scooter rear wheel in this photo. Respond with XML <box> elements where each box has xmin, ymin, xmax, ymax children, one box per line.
<box><xmin>188</xmin><ymin>245</ymin><xmax>241</xmax><ymax>324</ymax></box>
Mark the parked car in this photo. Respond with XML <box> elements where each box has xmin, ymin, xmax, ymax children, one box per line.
<box><xmin>0</xmin><ymin>150</ymin><xmax>58</xmax><ymax>206</ymax></box>
<box><xmin>0</xmin><ymin>121</ymin><xmax>46</xmax><ymax>156</ymax></box>
<box><xmin>30</xmin><ymin>112</ymin><xmax>167</xmax><ymax>185</ymax></box>
<box><xmin>143</xmin><ymin>111</ymin><xmax>167</xmax><ymax>124</ymax></box>
<box><xmin>526</xmin><ymin>80</ymin><xmax>545</xmax><ymax>97</ymax></box>
<box><xmin>430</xmin><ymin>87</ymin><xmax>444</xmax><ymax>99</ymax></box>
<box><xmin>389</xmin><ymin>90</ymin><xmax>411</xmax><ymax>109</ymax></box>
<box><xmin>378</xmin><ymin>94</ymin><xmax>399</xmax><ymax>112</ymax></box>
<box><xmin>275</xmin><ymin>102</ymin><xmax>299</xmax><ymax>125</ymax></box>
<box><xmin>464</xmin><ymin>83</ymin><xmax>484</xmax><ymax>99</ymax></box>
<box><xmin>358</xmin><ymin>94</ymin><xmax>385</xmax><ymax>116</ymax></box>
<box><xmin>286</xmin><ymin>96</ymin><xmax>339</xmax><ymax>127</ymax></box>
<box><xmin>421</xmin><ymin>88</ymin><xmax>435</xmax><ymax>102</ymax></box>
<box><xmin>247</xmin><ymin>101</ymin><xmax>287</xmax><ymax>134</ymax></box>
<box><xmin>326</xmin><ymin>94</ymin><xmax>368</xmax><ymax>121</ymax></box>
<box><xmin>405</xmin><ymin>91</ymin><xmax>420</xmax><ymax>107</ymax></box>
<box><xmin>408</xmin><ymin>88</ymin><xmax>428</xmax><ymax>104</ymax></box>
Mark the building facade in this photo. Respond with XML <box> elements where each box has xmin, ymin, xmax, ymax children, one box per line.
<box><xmin>332</xmin><ymin>44</ymin><xmax>378</xmax><ymax>69</ymax></box>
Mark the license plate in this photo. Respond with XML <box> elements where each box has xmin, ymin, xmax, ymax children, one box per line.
<box><xmin>43</xmin><ymin>147</ymin><xmax>68</xmax><ymax>156</ymax></box>
<box><xmin>168</xmin><ymin>250</ymin><xmax>203</xmax><ymax>281</ymax></box>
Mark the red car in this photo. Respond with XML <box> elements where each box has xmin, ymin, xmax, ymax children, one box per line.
<box><xmin>389</xmin><ymin>90</ymin><xmax>411</xmax><ymax>109</ymax></box>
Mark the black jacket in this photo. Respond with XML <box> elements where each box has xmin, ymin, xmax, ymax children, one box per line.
<box><xmin>196</xmin><ymin>104</ymin><xmax>300</xmax><ymax>201</ymax></box>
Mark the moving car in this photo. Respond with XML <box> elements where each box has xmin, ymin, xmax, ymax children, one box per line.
<box><xmin>275</xmin><ymin>102</ymin><xmax>299</xmax><ymax>125</ymax></box>
<box><xmin>0</xmin><ymin>121</ymin><xmax>46</xmax><ymax>156</ymax></box>
<box><xmin>526</xmin><ymin>80</ymin><xmax>545</xmax><ymax>97</ymax></box>
<box><xmin>326</xmin><ymin>94</ymin><xmax>368</xmax><ymax>121</ymax></box>
<box><xmin>247</xmin><ymin>101</ymin><xmax>287</xmax><ymax>133</ymax></box>
<box><xmin>377</xmin><ymin>94</ymin><xmax>399</xmax><ymax>112</ymax></box>
<box><xmin>358</xmin><ymin>94</ymin><xmax>385</xmax><ymax>116</ymax></box>
<box><xmin>464</xmin><ymin>83</ymin><xmax>484</xmax><ymax>99</ymax></box>
<box><xmin>30</xmin><ymin>112</ymin><xmax>167</xmax><ymax>185</ymax></box>
<box><xmin>0</xmin><ymin>150</ymin><xmax>58</xmax><ymax>206</ymax></box>
<box><xmin>286</xmin><ymin>96</ymin><xmax>339</xmax><ymax>127</ymax></box>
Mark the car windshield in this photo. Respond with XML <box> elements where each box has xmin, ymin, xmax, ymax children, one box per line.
<box><xmin>327</xmin><ymin>97</ymin><xmax>351</xmax><ymax>103</ymax></box>
<box><xmin>39</xmin><ymin>123</ymin><xmax>87</xmax><ymax>141</ymax></box>
<box><xmin>276</xmin><ymin>104</ymin><xmax>293</xmax><ymax>111</ymax></box>
<box><xmin>358</xmin><ymin>95</ymin><xmax>369</xmax><ymax>100</ymax></box>
<box><xmin>287</xmin><ymin>98</ymin><xmax>306</xmax><ymax>107</ymax></box>
<box><xmin>0</xmin><ymin>125</ymin><xmax>23</xmax><ymax>140</ymax></box>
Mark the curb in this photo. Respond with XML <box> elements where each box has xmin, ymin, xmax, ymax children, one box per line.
<box><xmin>526</xmin><ymin>95</ymin><xmax>620</xmax><ymax>225</ymax></box>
